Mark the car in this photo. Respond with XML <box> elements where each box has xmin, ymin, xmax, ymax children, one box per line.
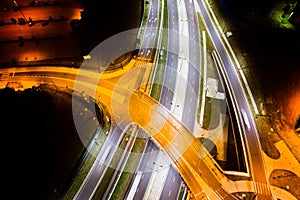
<box><xmin>11</xmin><ymin>18</ymin><xmax>17</xmax><ymax>24</ymax></box>
<box><xmin>41</xmin><ymin>21</ymin><xmax>49</xmax><ymax>26</ymax></box>
<box><xmin>18</xmin><ymin>18</ymin><xmax>26</xmax><ymax>25</ymax></box>
<box><xmin>241</xmin><ymin>109</ymin><xmax>251</xmax><ymax>131</ymax></box>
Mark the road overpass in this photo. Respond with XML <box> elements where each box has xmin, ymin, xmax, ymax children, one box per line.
<box><xmin>196</xmin><ymin>0</ymin><xmax>272</xmax><ymax>198</ymax></box>
<box><xmin>0</xmin><ymin>0</ymin><xmax>290</xmax><ymax>199</ymax></box>
<box><xmin>0</xmin><ymin>66</ymin><xmax>256</xmax><ymax>199</ymax></box>
<box><xmin>0</xmin><ymin>0</ymin><xmax>275</xmax><ymax>197</ymax></box>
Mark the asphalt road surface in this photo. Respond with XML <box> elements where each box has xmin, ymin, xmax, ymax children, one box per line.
<box><xmin>130</xmin><ymin>140</ymin><xmax>160</xmax><ymax>200</ymax></box>
<box><xmin>74</xmin><ymin>125</ymin><xmax>125</xmax><ymax>199</ymax></box>
<box><xmin>0</xmin><ymin>67</ymin><xmax>232</xmax><ymax>199</ymax></box>
<box><xmin>180</xmin><ymin>0</ymin><xmax>201</xmax><ymax>133</ymax></box>
<box><xmin>196</xmin><ymin>0</ymin><xmax>272</xmax><ymax>198</ymax></box>
<box><xmin>159</xmin><ymin>0</ymin><xmax>179</xmax><ymax>110</ymax></box>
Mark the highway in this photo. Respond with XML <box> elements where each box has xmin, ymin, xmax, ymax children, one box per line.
<box><xmin>102</xmin><ymin>124</ymin><xmax>138</xmax><ymax>200</ymax></box>
<box><xmin>159</xmin><ymin>166</ymin><xmax>182</xmax><ymax>200</ymax></box>
<box><xmin>0</xmin><ymin>0</ymin><xmax>273</xmax><ymax>199</ymax></box>
<box><xmin>74</xmin><ymin>124</ymin><xmax>126</xmax><ymax>199</ymax></box>
<box><xmin>118</xmin><ymin>0</ymin><xmax>171</xmax><ymax>199</ymax></box>
<box><xmin>1</xmin><ymin>55</ymin><xmax>276</xmax><ymax>199</ymax></box>
<box><xmin>73</xmin><ymin>0</ymin><xmax>161</xmax><ymax>197</ymax></box>
<box><xmin>0</xmin><ymin>0</ymin><xmax>229</xmax><ymax>197</ymax></box>
<box><xmin>139</xmin><ymin>0</ymin><xmax>159</xmax><ymax>59</ymax></box>
<box><xmin>128</xmin><ymin>140</ymin><xmax>160</xmax><ymax>199</ymax></box>
<box><xmin>180</xmin><ymin>0</ymin><xmax>201</xmax><ymax>133</ymax></box>
<box><xmin>159</xmin><ymin>0</ymin><xmax>179</xmax><ymax>110</ymax></box>
<box><xmin>196</xmin><ymin>0</ymin><xmax>272</xmax><ymax>198</ymax></box>
<box><xmin>157</xmin><ymin>0</ymin><xmax>183</xmax><ymax>199</ymax></box>
<box><xmin>0</xmin><ymin>5</ymin><xmax>271</xmax><ymax>199</ymax></box>
<box><xmin>0</xmin><ymin>67</ymin><xmax>233</xmax><ymax>199</ymax></box>
<box><xmin>158</xmin><ymin>0</ymin><xmax>202</xmax><ymax>198</ymax></box>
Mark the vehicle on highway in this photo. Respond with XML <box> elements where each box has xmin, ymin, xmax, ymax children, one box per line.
<box><xmin>18</xmin><ymin>18</ymin><xmax>26</xmax><ymax>25</ymax></box>
<box><xmin>241</xmin><ymin>109</ymin><xmax>251</xmax><ymax>131</ymax></box>
<box><xmin>11</xmin><ymin>18</ymin><xmax>17</xmax><ymax>24</ymax></box>
<box><xmin>42</xmin><ymin>21</ymin><xmax>49</xmax><ymax>27</ymax></box>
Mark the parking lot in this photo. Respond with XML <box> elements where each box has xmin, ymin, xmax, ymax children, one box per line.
<box><xmin>0</xmin><ymin>0</ymin><xmax>83</xmax><ymax>63</ymax></box>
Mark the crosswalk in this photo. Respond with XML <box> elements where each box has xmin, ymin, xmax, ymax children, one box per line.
<box><xmin>255</xmin><ymin>181</ymin><xmax>271</xmax><ymax>197</ymax></box>
<box><xmin>212</xmin><ymin>181</ymin><xmax>272</xmax><ymax>199</ymax></box>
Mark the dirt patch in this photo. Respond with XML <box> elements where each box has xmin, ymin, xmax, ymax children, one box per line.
<box><xmin>270</xmin><ymin>169</ymin><xmax>300</xmax><ymax>199</ymax></box>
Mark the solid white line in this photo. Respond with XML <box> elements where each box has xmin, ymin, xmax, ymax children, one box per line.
<box><xmin>125</xmin><ymin>172</ymin><xmax>143</xmax><ymax>200</ymax></box>
<box><xmin>199</xmin><ymin>31</ymin><xmax>207</xmax><ymax>127</ymax></box>
<box><xmin>150</xmin><ymin>0</ymin><xmax>164</xmax><ymax>95</ymax></box>
<box><xmin>203</xmin><ymin>0</ymin><xmax>259</xmax><ymax>115</ymax></box>
<box><xmin>170</xmin><ymin>0</ymin><xmax>189</xmax><ymax>119</ymax></box>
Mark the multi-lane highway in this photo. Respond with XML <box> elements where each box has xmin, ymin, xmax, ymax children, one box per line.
<box><xmin>102</xmin><ymin>124</ymin><xmax>139</xmax><ymax>200</ymax></box>
<box><xmin>196</xmin><ymin>0</ymin><xmax>272</xmax><ymax>198</ymax></box>
<box><xmin>74</xmin><ymin>125</ymin><xmax>129</xmax><ymax>199</ymax></box>
<box><xmin>158</xmin><ymin>0</ymin><xmax>202</xmax><ymax>198</ymax></box>
<box><xmin>0</xmin><ymin>0</ymin><xmax>274</xmax><ymax>199</ymax></box>
<box><xmin>0</xmin><ymin>66</ymin><xmax>229</xmax><ymax>199</ymax></box>
<box><xmin>157</xmin><ymin>0</ymin><xmax>183</xmax><ymax>198</ymax></box>
<box><xmin>159</xmin><ymin>0</ymin><xmax>179</xmax><ymax>110</ymax></box>
<box><xmin>139</xmin><ymin>0</ymin><xmax>159</xmax><ymax>58</ymax></box>
<box><xmin>180</xmin><ymin>0</ymin><xmax>201</xmax><ymax>133</ymax></box>
<box><xmin>0</xmin><ymin>67</ymin><xmax>209</xmax><ymax>198</ymax></box>
<box><xmin>72</xmin><ymin>0</ymin><xmax>162</xmax><ymax>197</ymax></box>
<box><xmin>128</xmin><ymin>140</ymin><xmax>160</xmax><ymax>199</ymax></box>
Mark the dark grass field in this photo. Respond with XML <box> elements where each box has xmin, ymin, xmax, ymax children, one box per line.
<box><xmin>0</xmin><ymin>85</ymin><xmax>102</xmax><ymax>199</ymax></box>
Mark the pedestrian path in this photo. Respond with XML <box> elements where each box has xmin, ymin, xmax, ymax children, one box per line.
<box><xmin>263</xmin><ymin>140</ymin><xmax>300</xmax><ymax>177</ymax></box>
